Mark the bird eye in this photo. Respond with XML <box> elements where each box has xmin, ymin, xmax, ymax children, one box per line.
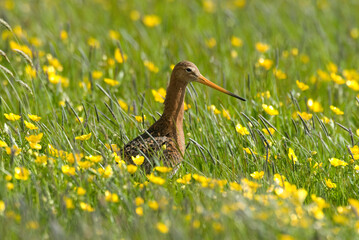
<box><xmin>185</xmin><ymin>68</ymin><xmax>192</xmax><ymax>72</ymax></box>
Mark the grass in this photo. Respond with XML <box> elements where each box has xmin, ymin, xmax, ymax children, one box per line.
<box><xmin>1</xmin><ymin>0</ymin><xmax>359</xmax><ymax>239</ymax></box>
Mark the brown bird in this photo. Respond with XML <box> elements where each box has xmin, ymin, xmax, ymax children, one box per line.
<box><xmin>120</xmin><ymin>61</ymin><xmax>246</xmax><ymax>172</ymax></box>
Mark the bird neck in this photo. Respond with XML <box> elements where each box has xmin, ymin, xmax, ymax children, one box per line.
<box><xmin>161</xmin><ymin>77</ymin><xmax>188</xmax><ymax>130</ymax></box>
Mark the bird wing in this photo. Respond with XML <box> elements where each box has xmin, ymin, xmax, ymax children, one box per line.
<box><xmin>120</xmin><ymin>132</ymin><xmax>182</xmax><ymax>172</ymax></box>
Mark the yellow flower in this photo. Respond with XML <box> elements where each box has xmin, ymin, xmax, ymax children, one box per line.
<box><xmin>132</xmin><ymin>155</ymin><xmax>145</xmax><ymax>165</ymax></box>
<box><xmin>87</xmin><ymin>37</ymin><xmax>100</xmax><ymax>48</ymax></box>
<box><xmin>222</xmin><ymin>109</ymin><xmax>231</xmax><ymax>120</ymax></box>
<box><xmin>130</xmin><ymin>10</ymin><xmax>140</xmax><ymax>21</ymax></box>
<box><xmin>262</xmin><ymin>104</ymin><xmax>279</xmax><ymax>115</ymax></box>
<box><xmin>0</xmin><ymin>200</ymin><xmax>5</xmax><ymax>213</ymax></box>
<box><xmin>135</xmin><ymin>206</ymin><xmax>143</xmax><ymax>216</ymax></box>
<box><xmin>98</xmin><ymin>165</ymin><xmax>113</xmax><ymax>178</ymax></box>
<box><xmin>154</xmin><ymin>166</ymin><xmax>172</xmax><ymax>173</ymax></box>
<box><xmin>92</xmin><ymin>70</ymin><xmax>103</xmax><ymax>79</ymax></box>
<box><xmin>327</xmin><ymin>62</ymin><xmax>338</xmax><ymax>73</ymax></box>
<box><xmin>0</xmin><ymin>140</ymin><xmax>8</xmax><ymax>148</ymax></box>
<box><xmin>144</xmin><ymin>60</ymin><xmax>159</xmax><ymax>73</ymax></box>
<box><xmin>331</xmin><ymin>73</ymin><xmax>345</xmax><ymax>85</ymax></box>
<box><xmin>279</xmin><ymin>234</ymin><xmax>295</xmax><ymax>240</ymax></box>
<box><xmin>25</xmin><ymin>133</ymin><xmax>43</xmax><ymax>144</ymax></box>
<box><xmin>273</xmin><ymin>69</ymin><xmax>287</xmax><ymax>80</ymax></box>
<box><xmin>296</xmin><ymin>80</ymin><xmax>309</xmax><ymax>91</ymax></box>
<box><xmin>25</xmin><ymin>65</ymin><xmax>36</xmax><ymax>78</ymax></box>
<box><xmin>205</xmin><ymin>38</ymin><xmax>216</xmax><ymax>48</ymax></box>
<box><xmin>35</xmin><ymin>155</ymin><xmax>47</xmax><ymax>165</ymax></box>
<box><xmin>312</xmin><ymin>194</ymin><xmax>329</xmax><ymax>208</ymax></box>
<box><xmin>104</xmin><ymin>78</ymin><xmax>120</xmax><ymax>86</ymax></box>
<box><xmin>231</xmin><ymin>50</ymin><xmax>238</xmax><ymax>58</ymax></box>
<box><xmin>203</xmin><ymin>0</ymin><xmax>215</xmax><ymax>13</ymax></box>
<box><xmin>330</xmin><ymin>105</ymin><xmax>344</xmax><ymax>115</ymax></box>
<box><xmin>10</xmin><ymin>41</ymin><xmax>33</xmax><ymax>58</ymax></box>
<box><xmin>291</xmin><ymin>48</ymin><xmax>299</xmax><ymax>56</ymax></box>
<box><xmin>14</xmin><ymin>167</ymin><xmax>30</xmax><ymax>180</ymax></box>
<box><xmin>307</xmin><ymin>99</ymin><xmax>323</xmax><ymax>112</ymax></box>
<box><xmin>127</xmin><ymin>164</ymin><xmax>138</xmax><ymax>174</ymax></box>
<box><xmin>148</xmin><ymin>200</ymin><xmax>159</xmax><ymax>210</ymax></box>
<box><xmin>350</xmin><ymin>28</ymin><xmax>359</xmax><ymax>39</ymax></box>
<box><xmin>231</xmin><ymin>36</ymin><xmax>243</xmax><ymax>47</ymax></box>
<box><xmin>184</xmin><ymin>102</ymin><xmax>191</xmax><ymax>111</ymax></box>
<box><xmin>4</xmin><ymin>113</ymin><xmax>21</xmax><ymax>121</ymax></box>
<box><xmin>256</xmin><ymin>91</ymin><xmax>271</xmax><ymax>99</ymax></box>
<box><xmin>212</xmin><ymin>222</ymin><xmax>224</xmax><ymax>232</ymax></box>
<box><xmin>60</xmin><ymin>30</ymin><xmax>68</xmax><ymax>41</ymax></box>
<box><xmin>135</xmin><ymin>115</ymin><xmax>146</xmax><ymax>122</ymax></box>
<box><xmin>243</xmin><ymin>147</ymin><xmax>257</xmax><ymax>155</ymax></box>
<box><xmin>273</xmin><ymin>174</ymin><xmax>286</xmax><ymax>187</ymax></box>
<box><xmin>85</xmin><ymin>155</ymin><xmax>102</xmax><ymax>163</ymax></box>
<box><xmin>351</xmin><ymin>145</ymin><xmax>359</xmax><ymax>155</ymax></box>
<box><xmin>208</xmin><ymin>105</ymin><xmax>221</xmax><ymax>114</ymax></box>
<box><xmin>26</xmin><ymin>221</ymin><xmax>39</xmax><ymax>230</ymax></box>
<box><xmin>6</xmin><ymin>145</ymin><xmax>22</xmax><ymax>156</ymax></box>
<box><xmin>5</xmin><ymin>175</ymin><xmax>12</xmax><ymax>181</ymax></box>
<box><xmin>233</xmin><ymin>0</ymin><xmax>246</xmax><ymax>8</ymax></box>
<box><xmin>77</xmin><ymin>161</ymin><xmax>93</xmax><ymax>169</ymax></box>
<box><xmin>76</xmin><ymin>187</ymin><xmax>86</xmax><ymax>196</ymax></box>
<box><xmin>114</xmin><ymin>48</ymin><xmax>128</xmax><ymax>63</ymax></box>
<box><xmin>152</xmin><ymin>88</ymin><xmax>166</xmax><ymax>103</ymax></box>
<box><xmin>105</xmin><ymin>191</ymin><xmax>119</xmax><ymax>203</ymax></box>
<box><xmin>255</xmin><ymin>42</ymin><xmax>270</xmax><ymax>53</ymax></box>
<box><xmin>321</xmin><ymin>116</ymin><xmax>332</xmax><ymax>124</ymax></box>
<box><xmin>75</xmin><ymin>133</ymin><xmax>92</xmax><ymax>141</ymax></box>
<box><xmin>66</xmin><ymin>153</ymin><xmax>83</xmax><ymax>164</ymax></box>
<box><xmin>235</xmin><ymin>124</ymin><xmax>249</xmax><ymax>135</ymax></box>
<box><xmin>156</xmin><ymin>222</ymin><xmax>169</xmax><ymax>234</ymax></box>
<box><xmin>300</xmin><ymin>54</ymin><xmax>310</xmax><ymax>64</ymax></box>
<box><xmin>147</xmin><ymin>173</ymin><xmax>165</xmax><ymax>185</ymax></box>
<box><xmin>29</xmin><ymin>142</ymin><xmax>41</xmax><ymax>150</ymax></box>
<box><xmin>7</xmin><ymin>182</ymin><xmax>14</xmax><ymax>190</ymax></box>
<box><xmin>27</xmin><ymin>114</ymin><xmax>41</xmax><ymax>121</ymax></box>
<box><xmin>325</xmin><ymin>178</ymin><xmax>336</xmax><ymax>189</ymax></box>
<box><xmin>229</xmin><ymin>182</ymin><xmax>242</xmax><ymax>191</ymax></box>
<box><xmin>329</xmin><ymin>158</ymin><xmax>348</xmax><ymax>167</ymax></box>
<box><xmin>118</xmin><ymin>99</ymin><xmax>129</xmax><ymax>112</ymax></box>
<box><xmin>288</xmin><ymin>148</ymin><xmax>298</xmax><ymax>163</ymax></box>
<box><xmin>343</xmin><ymin>69</ymin><xmax>359</xmax><ymax>80</ymax></box>
<box><xmin>349</xmin><ymin>199</ymin><xmax>359</xmax><ymax>214</ymax></box>
<box><xmin>317</xmin><ymin>69</ymin><xmax>331</xmax><ymax>81</ymax></box>
<box><xmin>293</xmin><ymin>111</ymin><xmax>312</xmax><ymax>121</ymax></box>
<box><xmin>142</xmin><ymin>15</ymin><xmax>161</xmax><ymax>27</ymax></box>
<box><xmin>262</xmin><ymin>128</ymin><xmax>275</xmax><ymax>135</ymax></box>
<box><xmin>257</xmin><ymin>58</ymin><xmax>273</xmax><ymax>70</ymax></box>
<box><xmin>176</xmin><ymin>174</ymin><xmax>192</xmax><ymax>184</ymax></box>
<box><xmin>80</xmin><ymin>202</ymin><xmax>94</xmax><ymax>212</ymax></box>
<box><xmin>108</xmin><ymin>30</ymin><xmax>120</xmax><ymax>40</ymax></box>
<box><xmin>135</xmin><ymin>197</ymin><xmax>144</xmax><ymax>206</ymax></box>
<box><xmin>24</xmin><ymin>120</ymin><xmax>38</xmax><ymax>130</ymax></box>
<box><xmin>346</xmin><ymin>80</ymin><xmax>359</xmax><ymax>91</ymax></box>
<box><xmin>250</xmin><ymin>171</ymin><xmax>264</xmax><ymax>180</ymax></box>
<box><xmin>61</xmin><ymin>165</ymin><xmax>76</xmax><ymax>176</ymax></box>
<box><xmin>63</xmin><ymin>197</ymin><xmax>75</xmax><ymax>209</ymax></box>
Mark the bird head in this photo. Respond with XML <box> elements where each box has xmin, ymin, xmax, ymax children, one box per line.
<box><xmin>172</xmin><ymin>61</ymin><xmax>246</xmax><ymax>101</ymax></box>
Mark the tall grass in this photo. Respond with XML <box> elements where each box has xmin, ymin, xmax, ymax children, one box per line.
<box><xmin>0</xmin><ymin>0</ymin><xmax>359</xmax><ymax>239</ymax></box>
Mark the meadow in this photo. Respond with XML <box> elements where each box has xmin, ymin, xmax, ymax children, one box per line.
<box><xmin>1</xmin><ymin>0</ymin><xmax>359</xmax><ymax>239</ymax></box>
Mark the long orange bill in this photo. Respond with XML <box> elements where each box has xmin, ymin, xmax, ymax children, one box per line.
<box><xmin>197</xmin><ymin>75</ymin><xmax>246</xmax><ymax>101</ymax></box>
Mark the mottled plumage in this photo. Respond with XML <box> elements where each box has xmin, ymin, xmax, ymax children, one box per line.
<box><xmin>121</xmin><ymin>120</ymin><xmax>183</xmax><ymax>173</ymax></box>
<box><xmin>119</xmin><ymin>61</ymin><xmax>246</xmax><ymax>173</ymax></box>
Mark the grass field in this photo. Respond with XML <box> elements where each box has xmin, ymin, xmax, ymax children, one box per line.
<box><xmin>1</xmin><ymin>0</ymin><xmax>359</xmax><ymax>239</ymax></box>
